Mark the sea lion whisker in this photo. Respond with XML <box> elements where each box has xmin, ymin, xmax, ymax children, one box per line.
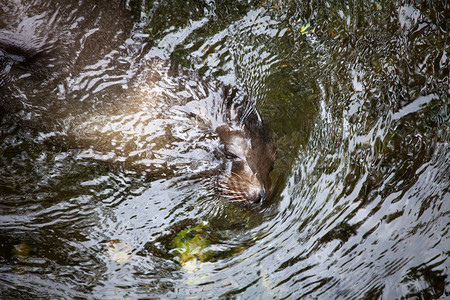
<box><xmin>219</xmin><ymin>188</ymin><xmax>245</xmax><ymax>195</ymax></box>
<box><xmin>218</xmin><ymin>180</ymin><xmax>247</xmax><ymax>192</ymax></box>
<box><xmin>230</xmin><ymin>197</ymin><xmax>247</xmax><ymax>203</ymax></box>
<box><xmin>218</xmin><ymin>187</ymin><xmax>246</xmax><ymax>196</ymax></box>
<box><xmin>217</xmin><ymin>174</ymin><xmax>234</xmax><ymax>182</ymax></box>
<box><xmin>229</xmin><ymin>171</ymin><xmax>255</xmax><ymax>185</ymax></box>
<box><xmin>230</xmin><ymin>171</ymin><xmax>244</xmax><ymax>180</ymax></box>
<box><xmin>222</xmin><ymin>194</ymin><xmax>245</xmax><ymax>201</ymax></box>
<box><xmin>222</xmin><ymin>194</ymin><xmax>244</xmax><ymax>200</ymax></box>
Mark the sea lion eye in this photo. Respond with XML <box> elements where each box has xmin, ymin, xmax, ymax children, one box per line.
<box><xmin>223</xmin><ymin>146</ymin><xmax>237</xmax><ymax>159</ymax></box>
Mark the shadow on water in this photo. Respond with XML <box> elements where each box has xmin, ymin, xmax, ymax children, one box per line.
<box><xmin>0</xmin><ymin>0</ymin><xmax>449</xmax><ymax>298</ymax></box>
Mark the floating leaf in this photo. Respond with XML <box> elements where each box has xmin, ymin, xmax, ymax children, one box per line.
<box><xmin>375</xmin><ymin>1</ymin><xmax>382</xmax><ymax>10</ymax></box>
<box><xmin>173</xmin><ymin>222</ymin><xmax>212</xmax><ymax>271</ymax></box>
<box><xmin>106</xmin><ymin>240</ymin><xmax>133</xmax><ymax>263</ymax></box>
<box><xmin>300</xmin><ymin>23</ymin><xmax>311</xmax><ymax>34</ymax></box>
<box><xmin>14</xmin><ymin>242</ymin><xmax>32</xmax><ymax>258</ymax></box>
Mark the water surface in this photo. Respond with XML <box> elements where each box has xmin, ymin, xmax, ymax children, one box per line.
<box><xmin>0</xmin><ymin>0</ymin><xmax>448</xmax><ymax>298</ymax></box>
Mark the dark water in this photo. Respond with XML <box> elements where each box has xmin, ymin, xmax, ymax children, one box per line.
<box><xmin>0</xmin><ymin>0</ymin><xmax>449</xmax><ymax>298</ymax></box>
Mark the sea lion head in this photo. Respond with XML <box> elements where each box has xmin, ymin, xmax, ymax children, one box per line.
<box><xmin>215</xmin><ymin>111</ymin><xmax>276</xmax><ymax>204</ymax></box>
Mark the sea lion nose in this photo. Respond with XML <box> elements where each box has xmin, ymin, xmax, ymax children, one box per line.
<box><xmin>253</xmin><ymin>191</ymin><xmax>268</xmax><ymax>204</ymax></box>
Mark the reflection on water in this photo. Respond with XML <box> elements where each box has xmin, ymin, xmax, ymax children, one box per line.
<box><xmin>0</xmin><ymin>0</ymin><xmax>448</xmax><ymax>298</ymax></box>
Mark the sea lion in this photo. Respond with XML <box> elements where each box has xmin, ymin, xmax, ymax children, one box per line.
<box><xmin>0</xmin><ymin>0</ymin><xmax>276</xmax><ymax>204</ymax></box>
